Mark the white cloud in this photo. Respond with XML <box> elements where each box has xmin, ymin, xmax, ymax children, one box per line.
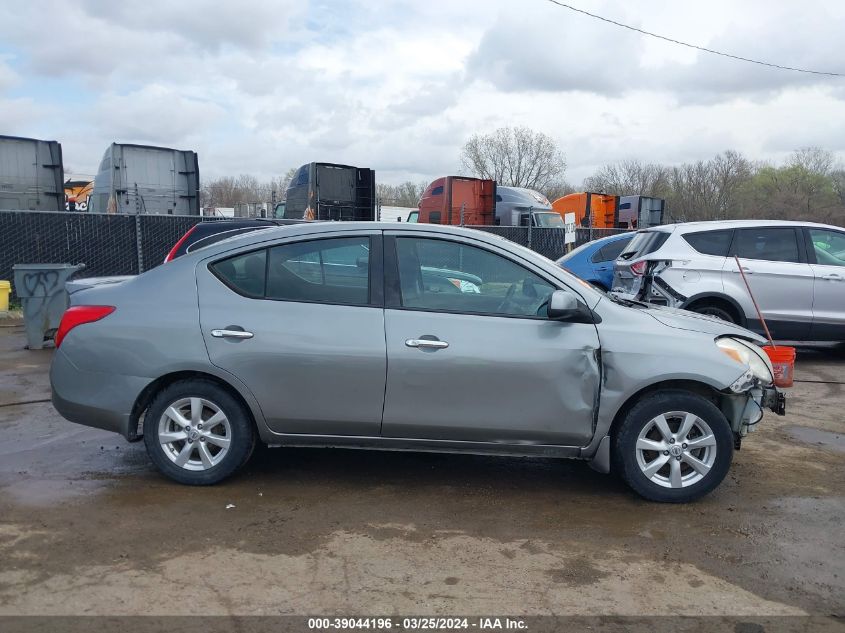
<box><xmin>1</xmin><ymin>0</ymin><xmax>844</xmax><ymax>188</ymax></box>
<box><xmin>91</xmin><ymin>85</ymin><xmax>226</xmax><ymax>146</ymax></box>
<box><xmin>0</xmin><ymin>56</ymin><xmax>19</xmax><ymax>93</ymax></box>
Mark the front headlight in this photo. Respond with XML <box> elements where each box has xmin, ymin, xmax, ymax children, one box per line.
<box><xmin>716</xmin><ymin>337</ymin><xmax>774</xmax><ymax>387</ymax></box>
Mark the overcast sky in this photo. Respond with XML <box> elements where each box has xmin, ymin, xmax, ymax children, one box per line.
<box><xmin>1</xmin><ymin>0</ymin><xmax>844</xmax><ymax>186</ymax></box>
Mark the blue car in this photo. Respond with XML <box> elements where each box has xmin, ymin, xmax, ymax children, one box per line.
<box><xmin>556</xmin><ymin>232</ymin><xmax>634</xmax><ymax>291</ymax></box>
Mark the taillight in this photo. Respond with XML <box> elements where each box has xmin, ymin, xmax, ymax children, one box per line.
<box><xmin>630</xmin><ymin>260</ymin><xmax>648</xmax><ymax>276</ymax></box>
<box><xmin>164</xmin><ymin>224</ymin><xmax>198</xmax><ymax>263</ymax></box>
<box><xmin>55</xmin><ymin>306</ymin><xmax>115</xmax><ymax>348</ymax></box>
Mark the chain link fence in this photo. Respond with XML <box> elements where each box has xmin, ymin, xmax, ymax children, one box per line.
<box><xmin>0</xmin><ymin>210</ymin><xmax>634</xmax><ymax>301</ymax></box>
<box><xmin>0</xmin><ymin>211</ymin><xmax>216</xmax><ymax>300</ymax></box>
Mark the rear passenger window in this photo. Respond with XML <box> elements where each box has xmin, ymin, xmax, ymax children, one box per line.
<box><xmin>266</xmin><ymin>237</ymin><xmax>370</xmax><ymax>304</ymax></box>
<box><xmin>735</xmin><ymin>228</ymin><xmax>800</xmax><ymax>263</ymax></box>
<box><xmin>682</xmin><ymin>229</ymin><xmax>733</xmax><ymax>256</ymax></box>
<box><xmin>211</xmin><ymin>250</ymin><xmax>267</xmax><ymax>298</ymax></box>
<box><xmin>591</xmin><ymin>237</ymin><xmax>632</xmax><ymax>263</ymax></box>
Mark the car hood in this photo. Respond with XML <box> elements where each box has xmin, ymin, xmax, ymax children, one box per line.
<box><xmin>643</xmin><ymin>304</ymin><xmax>767</xmax><ymax>343</ymax></box>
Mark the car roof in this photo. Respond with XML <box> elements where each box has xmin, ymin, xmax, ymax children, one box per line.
<box><xmin>648</xmin><ymin>219</ymin><xmax>842</xmax><ymax>234</ymax></box>
<box><xmin>193</xmin><ymin>221</ymin><xmax>514</xmax><ymax>256</ymax></box>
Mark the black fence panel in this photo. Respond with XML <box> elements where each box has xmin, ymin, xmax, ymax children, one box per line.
<box><xmin>1</xmin><ymin>211</ymin><xmax>139</xmax><ymax>299</ymax></box>
<box><xmin>0</xmin><ymin>210</ymin><xmax>635</xmax><ymax>302</ymax></box>
<box><xmin>138</xmin><ymin>214</ymin><xmax>206</xmax><ymax>271</ymax></box>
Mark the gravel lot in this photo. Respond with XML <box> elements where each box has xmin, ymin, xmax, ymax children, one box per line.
<box><xmin>0</xmin><ymin>320</ymin><xmax>843</xmax><ymax>620</ymax></box>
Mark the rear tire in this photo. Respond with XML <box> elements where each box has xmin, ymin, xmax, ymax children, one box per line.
<box><xmin>612</xmin><ymin>390</ymin><xmax>733</xmax><ymax>503</ymax></box>
<box><xmin>143</xmin><ymin>379</ymin><xmax>255</xmax><ymax>485</ymax></box>
<box><xmin>689</xmin><ymin>301</ymin><xmax>738</xmax><ymax>324</ymax></box>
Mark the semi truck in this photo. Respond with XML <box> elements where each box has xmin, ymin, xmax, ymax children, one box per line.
<box><xmin>618</xmin><ymin>195</ymin><xmax>665</xmax><ymax>228</ymax></box>
<box><xmin>0</xmin><ymin>135</ymin><xmax>64</xmax><ymax>211</ymax></box>
<box><xmin>552</xmin><ymin>192</ymin><xmax>619</xmax><ymax>229</ymax></box>
<box><xmin>88</xmin><ymin>143</ymin><xmax>200</xmax><ymax>215</ymax></box>
<box><xmin>281</xmin><ymin>162</ymin><xmax>376</xmax><ymax>221</ymax></box>
<box><xmin>412</xmin><ymin>176</ymin><xmax>496</xmax><ymax>225</ymax></box>
<box><xmin>495</xmin><ymin>186</ymin><xmax>563</xmax><ymax>226</ymax></box>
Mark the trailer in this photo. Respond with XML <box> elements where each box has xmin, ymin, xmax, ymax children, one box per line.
<box><xmin>0</xmin><ymin>135</ymin><xmax>64</xmax><ymax>211</ymax></box>
<box><xmin>88</xmin><ymin>143</ymin><xmax>200</xmax><ymax>215</ymax></box>
<box><xmin>281</xmin><ymin>162</ymin><xmax>375</xmax><ymax>221</ymax></box>
<box><xmin>551</xmin><ymin>192</ymin><xmax>619</xmax><ymax>229</ymax></box>
<box><xmin>618</xmin><ymin>195</ymin><xmax>665</xmax><ymax>228</ymax></box>
<box><xmin>413</xmin><ymin>176</ymin><xmax>496</xmax><ymax>225</ymax></box>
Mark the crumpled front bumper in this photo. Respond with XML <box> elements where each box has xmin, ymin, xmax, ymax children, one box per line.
<box><xmin>761</xmin><ymin>385</ymin><xmax>786</xmax><ymax>416</ymax></box>
<box><xmin>721</xmin><ymin>384</ymin><xmax>785</xmax><ymax>439</ymax></box>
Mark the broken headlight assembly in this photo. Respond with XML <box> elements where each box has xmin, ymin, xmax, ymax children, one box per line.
<box><xmin>716</xmin><ymin>337</ymin><xmax>774</xmax><ymax>390</ymax></box>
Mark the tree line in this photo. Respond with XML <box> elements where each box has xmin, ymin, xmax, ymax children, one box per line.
<box><xmin>583</xmin><ymin>148</ymin><xmax>845</xmax><ymax>225</ymax></box>
<box><xmin>199</xmin><ymin>127</ymin><xmax>844</xmax><ymax>226</ymax></box>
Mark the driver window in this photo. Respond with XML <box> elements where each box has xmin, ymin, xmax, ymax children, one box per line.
<box><xmin>809</xmin><ymin>228</ymin><xmax>845</xmax><ymax>267</ymax></box>
<box><xmin>395</xmin><ymin>237</ymin><xmax>556</xmax><ymax>317</ymax></box>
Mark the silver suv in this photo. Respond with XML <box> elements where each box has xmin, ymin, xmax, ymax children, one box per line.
<box><xmin>612</xmin><ymin>220</ymin><xmax>845</xmax><ymax>341</ymax></box>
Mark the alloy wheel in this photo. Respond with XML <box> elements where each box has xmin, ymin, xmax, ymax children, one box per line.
<box><xmin>635</xmin><ymin>410</ymin><xmax>717</xmax><ymax>489</ymax></box>
<box><xmin>157</xmin><ymin>397</ymin><xmax>232</xmax><ymax>471</ymax></box>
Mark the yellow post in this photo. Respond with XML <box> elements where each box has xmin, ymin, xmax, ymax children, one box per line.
<box><xmin>0</xmin><ymin>280</ymin><xmax>10</xmax><ymax>312</ymax></box>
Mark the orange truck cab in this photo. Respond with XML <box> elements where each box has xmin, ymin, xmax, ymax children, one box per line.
<box><xmin>552</xmin><ymin>192</ymin><xmax>620</xmax><ymax>229</ymax></box>
<box><xmin>414</xmin><ymin>176</ymin><xmax>496</xmax><ymax>225</ymax></box>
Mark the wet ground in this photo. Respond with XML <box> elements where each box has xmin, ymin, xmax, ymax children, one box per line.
<box><xmin>0</xmin><ymin>321</ymin><xmax>843</xmax><ymax>617</ymax></box>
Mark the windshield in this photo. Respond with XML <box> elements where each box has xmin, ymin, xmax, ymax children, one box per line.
<box><xmin>534</xmin><ymin>212</ymin><xmax>564</xmax><ymax>227</ymax></box>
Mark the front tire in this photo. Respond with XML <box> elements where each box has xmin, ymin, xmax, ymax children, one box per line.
<box><xmin>612</xmin><ymin>390</ymin><xmax>733</xmax><ymax>503</ymax></box>
<box><xmin>143</xmin><ymin>379</ymin><xmax>256</xmax><ymax>485</ymax></box>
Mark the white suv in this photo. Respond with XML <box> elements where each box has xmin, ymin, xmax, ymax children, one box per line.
<box><xmin>612</xmin><ymin>220</ymin><xmax>845</xmax><ymax>341</ymax></box>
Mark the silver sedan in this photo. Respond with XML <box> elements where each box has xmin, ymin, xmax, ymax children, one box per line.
<box><xmin>50</xmin><ymin>222</ymin><xmax>785</xmax><ymax>502</ymax></box>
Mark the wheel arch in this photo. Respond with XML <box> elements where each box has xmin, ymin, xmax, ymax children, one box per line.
<box><xmin>681</xmin><ymin>292</ymin><xmax>746</xmax><ymax>327</ymax></box>
<box><xmin>606</xmin><ymin>379</ymin><xmax>723</xmax><ymax>441</ymax></box>
<box><xmin>130</xmin><ymin>370</ymin><xmax>265</xmax><ymax>441</ymax></box>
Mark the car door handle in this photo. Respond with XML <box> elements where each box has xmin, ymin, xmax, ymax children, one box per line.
<box><xmin>211</xmin><ymin>329</ymin><xmax>254</xmax><ymax>339</ymax></box>
<box><xmin>405</xmin><ymin>338</ymin><xmax>449</xmax><ymax>349</ymax></box>
<box><xmin>733</xmin><ymin>267</ymin><xmax>753</xmax><ymax>274</ymax></box>
<box><xmin>821</xmin><ymin>273</ymin><xmax>843</xmax><ymax>281</ymax></box>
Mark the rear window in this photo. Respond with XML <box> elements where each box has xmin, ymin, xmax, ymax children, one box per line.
<box><xmin>591</xmin><ymin>236</ymin><xmax>633</xmax><ymax>263</ymax></box>
<box><xmin>618</xmin><ymin>230</ymin><xmax>670</xmax><ymax>260</ymax></box>
<box><xmin>681</xmin><ymin>229</ymin><xmax>733</xmax><ymax>257</ymax></box>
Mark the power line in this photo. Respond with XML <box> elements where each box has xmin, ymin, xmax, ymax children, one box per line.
<box><xmin>543</xmin><ymin>0</ymin><xmax>844</xmax><ymax>77</ymax></box>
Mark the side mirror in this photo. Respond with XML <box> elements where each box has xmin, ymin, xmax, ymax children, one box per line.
<box><xmin>547</xmin><ymin>290</ymin><xmax>581</xmax><ymax>321</ymax></box>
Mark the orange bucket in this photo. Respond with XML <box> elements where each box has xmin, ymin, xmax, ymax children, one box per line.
<box><xmin>763</xmin><ymin>346</ymin><xmax>796</xmax><ymax>388</ymax></box>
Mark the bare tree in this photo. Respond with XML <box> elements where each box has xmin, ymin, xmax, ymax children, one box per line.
<box><xmin>665</xmin><ymin>151</ymin><xmax>752</xmax><ymax>221</ymax></box>
<box><xmin>542</xmin><ymin>181</ymin><xmax>577</xmax><ymax>202</ymax></box>
<box><xmin>201</xmin><ymin>171</ymin><xmax>296</xmax><ymax>208</ymax></box>
<box><xmin>377</xmin><ymin>180</ymin><xmax>429</xmax><ymax>207</ymax></box>
<box><xmin>583</xmin><ymin>160</ymin><xmax>670</xmax><ymax>197</ymax></box>
<box><xmin>460</xmin><ymin>127</ymin><xmax>566</xmax><ymax>191</ymax></box>
<box><xmin>580</xmin><ymin>148</ymin><xmax>845</xmax><ymax>226</ymax></box>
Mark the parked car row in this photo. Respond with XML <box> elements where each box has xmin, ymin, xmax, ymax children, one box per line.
<box><xmin>557</xmin><ymin>220</ymin><xmax>845</xmax><ymax>342</ymax></box>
